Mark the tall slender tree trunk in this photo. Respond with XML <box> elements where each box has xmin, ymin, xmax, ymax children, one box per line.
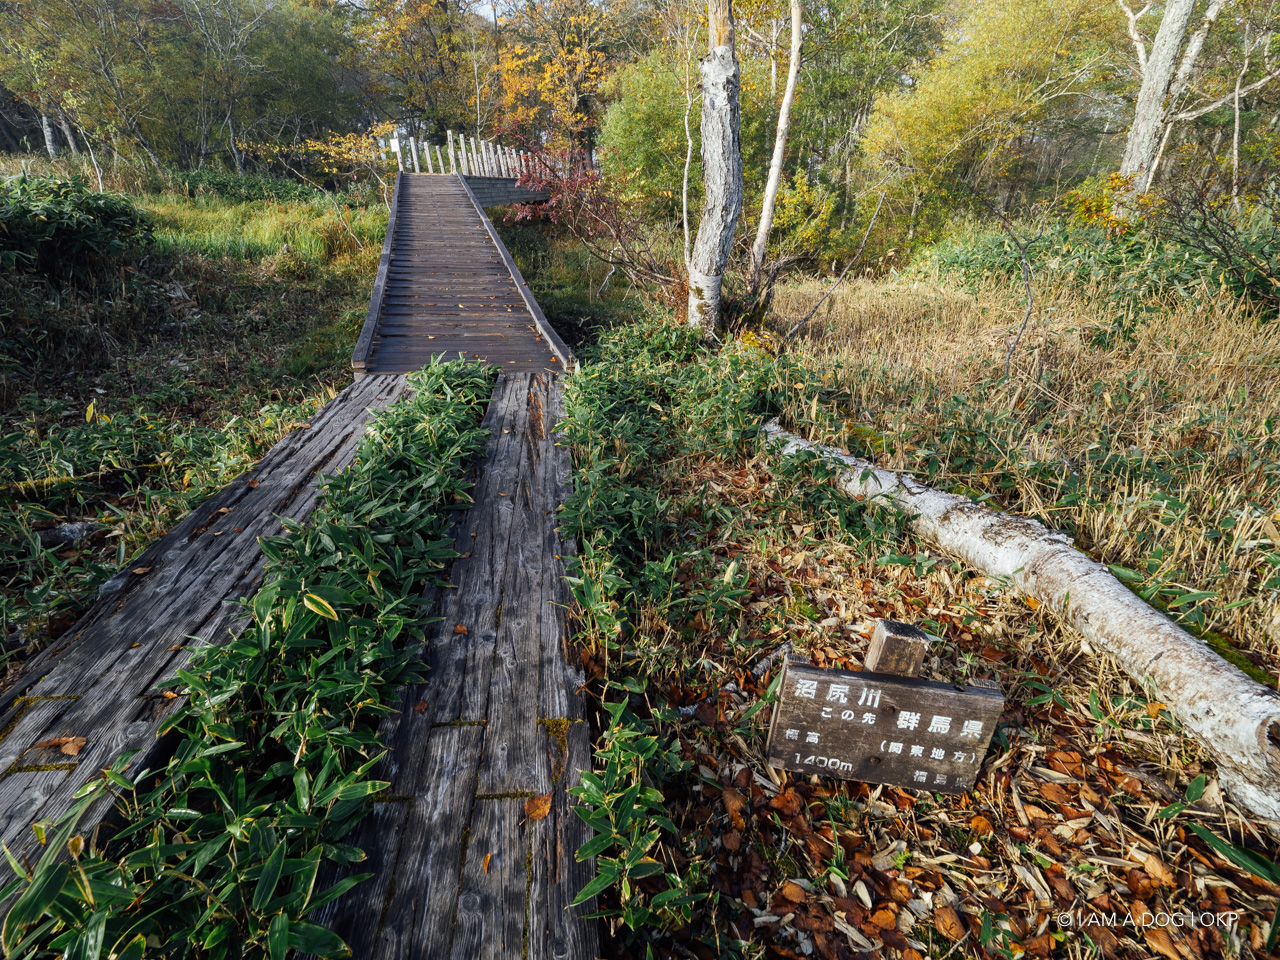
<box><xmin>687</xmin><ymin>0</ymin><xmax>743</xmax><ymax>337</ymax></box>
<box><xmin>1117</xmin><ymin>0</ymin><xmax>1224</xmax><ymax>207</ymax></box>
<box><xmin>40</xmin><ymin>113</ymin><xmax>59</xmax><ymax>158</ymax></box>
<box><xmin>749</xmin><ymin>0</ymin><xmax>802</xmax><ymax>295</ymax></box>
<box><xmin>57</xmin><ymin>114</ymin><xmax>82</xmax><ymax>157</ymax></box>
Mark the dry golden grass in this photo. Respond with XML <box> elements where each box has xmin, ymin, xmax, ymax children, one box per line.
<box><xmin>769</xmin><ymin>271</ymin><xmax>1280</xmax><ymax>673</ymax></box>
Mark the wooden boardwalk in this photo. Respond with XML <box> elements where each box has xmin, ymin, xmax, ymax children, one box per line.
<box><xmin>313</xmin><ymin>373</ymin><xmax>597</xmax><ymax>959</ymax></box>
<box><xmin>0</xmin><ymin>175</ymin><xmax>597</xmax><ymax>957</ymax></box>
<box><xmin>0</xmin><ymin>375</ymin><xmax>412</xmax><ymax>855</ymax></box>
<box><xmin>352</xmin><ymin>174</ymin><xmax>572</xmax><ymax>379</ymax></box>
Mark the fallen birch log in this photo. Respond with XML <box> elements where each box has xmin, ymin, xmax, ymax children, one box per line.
<box><xmin>762</xmin><ymin>421</ymin><xmax>1280</xmax><ymax>822</ymax></box>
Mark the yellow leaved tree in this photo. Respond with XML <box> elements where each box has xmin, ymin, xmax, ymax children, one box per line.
<box><xmin>500</xmin><ymin>0</ymin><xmax>625</xmax><ymax>151</ymax></box>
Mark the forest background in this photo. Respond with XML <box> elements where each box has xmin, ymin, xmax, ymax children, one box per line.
<box><xmin>4</xmin><ymin>0</ymin><xmax>1278</xmax><ymax>265</ymax></box>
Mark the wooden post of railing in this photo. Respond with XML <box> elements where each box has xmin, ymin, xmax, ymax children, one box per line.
<box><xmin>408</xmin><ymin>137</ymin><xmax>420</xmax><ymax>173</ymax></box>
<box><xmin>392</xmin><ymin>138</ymin><xmax>404</xmax><ymax>171</ymax></box>
<box><xmin>436</xmin><ymin>143</ymin><xmax>446</xmax><ymax>175</ymax></box>
<box><xmin>469</xmin><ymin>136</ymin><xmax>480</xmax><ymax>176</ymax></box>
<box><xmin>462</xmin><ymin>135</ymin><xmax>473</xmax><ymax>175</ymax></box>
<box><xmin>424</xmin><ymin>141</ymin><xmax>433</xmax><ymax>173</ymax></box>
<box><xmin>485</xmin><ymin>140</ymin><xmax>495</xmax><ymax>177</ymax></box>
<box><xmin>447</xmin><ymin>131</ymin><xmax>456</xmax><ymax>173</ymax></box>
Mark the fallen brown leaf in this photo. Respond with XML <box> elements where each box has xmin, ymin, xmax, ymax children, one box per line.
<box><xmin>33</xmin><ymin>736</ymin><xmax>88</xmax><ymax>756</ymax></box>
<box><xmin>780</xmin><ymin>881</ymin><xmax>807</xmax><ymax>903</ymax></box>
<box><xmin>970</xmin><ymin>814</ymin><xmax>993</xmax><ymax>835</ymax></box>
<box><xmin>132</xmin><ymin>567</ymin><xmax>152</xmax><ymax>575</ymax></box>
<box><xmin>722</xmin><ymin>786</ymin><xmax>748</xmax><ymax>829</ymax></box>
<box><xmin>247</xmin><ymin>479</ymin><xmax>260</xmax><ymax>488</ymax></box>
<box><xmin>934</xmin><ymin>904</ymin><xmax>966</xmax><ymax>941</ymax></box>
<box><xmin>454</xmin><ymin>624</ymin><xmax>469</xmax><ymax>636</ymax></box>
<box><xmin>525</xmin><ymin>793</ymin><xmax>552</xmax><ymax>821</ymax></box>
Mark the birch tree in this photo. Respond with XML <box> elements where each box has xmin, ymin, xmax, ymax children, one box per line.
<box><xmin>1116</xmin><ymin>0</ymin><xmax>1280</xmax><ymax>203</ymax></box>
<box><xmin>687</xmin><ymin>0</ymin><xmax>743</xmax><ymax>336</ymax></box>
<box><xmin>747</xmin><ymin>0</ymin><xmax>801</xmax><ymax>297</ymax></box>
<box><xmin>1117</xmin><ymin>0</ymin><xmax>1214</xmax><ymax>198</ymax></box>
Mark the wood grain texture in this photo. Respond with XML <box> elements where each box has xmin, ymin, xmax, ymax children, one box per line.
<box><xmin>764</xmin><ymin>660</ymin><xmax>1004</xmax><ymax>795</ymax></box>
<box><xmin>352</xmin><ymin>173</ymin><xmax>403</xmax><ymax>375</ymax></box>
<box><xmin>0</xmin><ymin>375</ymin><xmax>410</xmax><ymax>860</ymax></box>
<box><xmin>316</xmin><ymin>374</ymin><xmax>598</xmax><ymax>959</ymax></box>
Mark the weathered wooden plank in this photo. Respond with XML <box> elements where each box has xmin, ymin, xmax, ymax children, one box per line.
<box><xmin>528</xmin><ymin>719</ymin><xmax>599</xmax><ymax>960</ymax></box>
<box><xmin>537</xmin><ymin>380</ymin><xmax>585</xmax><ymax>723</ymax></box>
<box><xmin>0</xmin><ymin>375</ymin><xmax>410</xmax><ymax>858</ymax></box>
<box><xmin>360</xmin><ymin>174</ymin><xmax>561</xmax><ymax>377</ymax></box>
<box><xmin>448</xmin><ymin>799</ymin><xmax>528</xmax><ymax>960</ymax></box>
<box><xmin>474</xmin><ymin>387</ymin><xmax>553</xmax><ymax>793</ymax></box>
<box><xmin>352</xmin><ymin>175</ymin><xmax>403</xmax><ymax>377</ymax></box>
<box><xmin>455</xmin><ymin>175</ymin><xmax>573</xmax><ymax>370</ymax></box>
<box><xmin>369</xmin><ymin>724</ymin><xmax>484</xmax><ymax>960</ymax></box>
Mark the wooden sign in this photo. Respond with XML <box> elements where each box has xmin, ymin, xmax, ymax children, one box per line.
<box><xmin>765</xmin><ymin>625</ymin><xmax>1004</xmax><ymax>795</ymax></box>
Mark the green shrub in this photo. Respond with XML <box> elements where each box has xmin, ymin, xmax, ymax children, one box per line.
<box><xmin>0</xmin><ymin>176</ymin><xmax>152</xmax><ymax>282</ymax></box>
<box><xmin>0</xmin><ymin>360</ymin><xmax>494</xmax><ymax>958</ymax></box>
<box><xmin>176</xmin><ymin>168</ymin><xmax>322</xmax><ymax>204</ymax></box>
<box><xmin>930</xmin><ymin>215</ymin><xmax>1280</xmax><ymax>315</ymax></box>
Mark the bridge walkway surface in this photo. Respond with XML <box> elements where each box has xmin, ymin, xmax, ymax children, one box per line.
<box><xmin>0</xmin><ymin>170</ymin><xmax>597</xmax><ymax>958</ymax></box>
<box><xmin>352</xmin><ymin>173</ymin><xmax>572</xmax><ymax>379</ymax></box>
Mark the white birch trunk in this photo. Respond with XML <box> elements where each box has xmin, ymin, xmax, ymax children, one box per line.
<box><xmin>57</xmin><ymin>114</ymin><xmax>81</xmax><ymax>158</ymax></box>
<box><xmin>749</xmin><ymin>0</ymin><xmax>802</xmax><ymax>292</ymax></box>
<box><xmin>763</xmin><ymin>423</ymin><xmax>1280</xmax><ymax>821</ymax></box>
<box><xmin>40</xmin><ymin>113</ymin><xmax>59</xmax><ymax>159</ymax></box>
<box><xmin>1119</xmin><ymin>0</ymin><xmax>1196</xmax><ymax>195</ymax></box>
<box><xmin>687</xmin><ymin>0</ymin><xmax>743</xmax><ymax>337</ymax></box>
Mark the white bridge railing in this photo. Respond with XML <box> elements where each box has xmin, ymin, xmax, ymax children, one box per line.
<box><xmin>385</xmin><ymin>130</ymin><xmax>531</xmax><ymax>178</ymax></box>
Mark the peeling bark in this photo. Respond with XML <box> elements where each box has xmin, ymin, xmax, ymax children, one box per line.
<box><xmin>763</xmin><ymin>422</ymin><xmax>1280</xmax><ymax>821</ymax></box>
<box><xmin>1119</xmin><ymin>0</ymin><xmax>1196</xmax><ymax>196</ymax></box>
<box><xmin>687</xmin><ymin>0</ymin><xmax>743</xmax><ymax>337</ymax></box>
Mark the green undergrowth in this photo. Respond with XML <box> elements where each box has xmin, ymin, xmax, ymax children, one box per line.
<box><xmin>0</xmin><ymin>360</ymin><xmax>493</xmax><ymax>958</ymax></box>
<box><xmin>812</xmin><ymin>363</ymin><xmax>1280</xmax><ymax>663</ymax></box>
<box><xmin>0</xmin><ymin>176</ymin><xmax>152</xmax><ymax>283</ymax></box>
<box><xmin>0</xmin><ymin>392</ymin><xmax>326</xmax><ymax>679</ymax></box>
<box><xmin>929</xmin><ymin>220</ymin><xmax>1271</xmax><ymax>314</ymax></box>
<box><xmin>559</xmin><ymin>318</ymin><xmax>902</xmax><ymax>956</ymax></box>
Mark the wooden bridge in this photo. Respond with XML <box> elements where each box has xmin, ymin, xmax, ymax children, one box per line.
<box><xmin>0</xmin><ymin>172</ymin><xmax>598</xmax><ymax>958</ymax></box>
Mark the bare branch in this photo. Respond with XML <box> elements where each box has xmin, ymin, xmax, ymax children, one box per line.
<box><xmin>783</xmin><ymin>192</ymin><xmax>885</xmax><ymax>340</ymax></box>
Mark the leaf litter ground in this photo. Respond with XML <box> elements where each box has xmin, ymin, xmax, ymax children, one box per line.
<box><xmin>561</xmin><ymin>320</ymin><xmax>1280</xmax><ymax>960</ymax></box>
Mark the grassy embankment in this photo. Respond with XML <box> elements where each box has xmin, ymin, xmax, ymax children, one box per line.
<box><xmin>556</xmin><ymin>233</ymin><xmax>1280</xmax><ymax>959</ymax></box>
<box><xmin>0</xmin><ymin>159</ymin><xmax>393</xmax><ymax>683</ymax></box>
